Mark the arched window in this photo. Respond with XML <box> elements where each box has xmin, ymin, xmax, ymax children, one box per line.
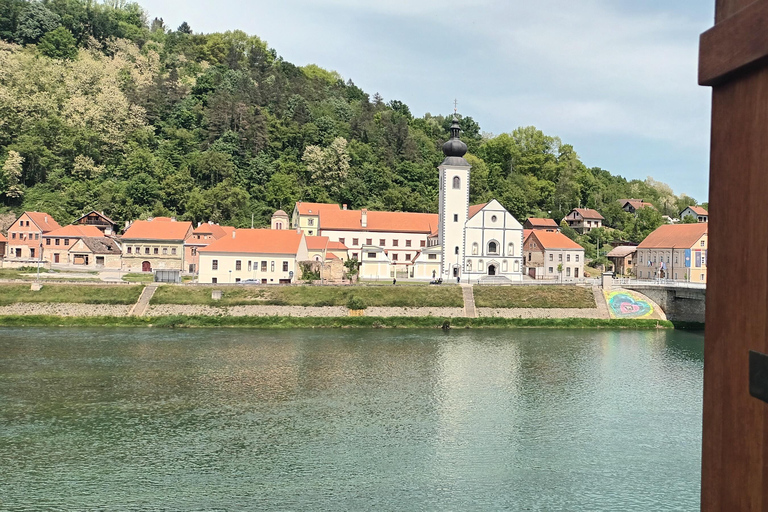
<box><xmin>455</xmin><ymin>246</ymin><xmax>459</xmax><ymax>255</ymax></box>
<box><xmin>508</xmin><ymin>243</ymin><xmax>515</xmax><ymax>256</ymax></box>
<box><xmin>472</xmin><ymin>243</ymin><xmax>479</xmax><ymax>255</ymax></box>
<box><xmin>452</xmin><ymin>176</ymin><xmax>460</xmax><ymax>189</ymax></box>
<box><xmin>488</xmin><ymin>241</ymin><xmax>499</xmax><ymax>254</ymax></box>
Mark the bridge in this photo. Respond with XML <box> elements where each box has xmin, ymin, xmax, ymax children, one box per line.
<box><xmin>613</xmin><ymin>279</ymin><xmax>706</xmax><ymax>325</ymax></box>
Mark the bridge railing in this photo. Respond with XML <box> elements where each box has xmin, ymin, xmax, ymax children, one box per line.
<box><xmin>616</xmin><ymin>278</ymin><xmax>706</xmax><ymax>290</ymax></box>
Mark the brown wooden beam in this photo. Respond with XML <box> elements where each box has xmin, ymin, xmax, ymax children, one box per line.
<box><xmin>700</xmin><ymin>0</ymin><xmax>768</xmax><ymax>85</ymax></box>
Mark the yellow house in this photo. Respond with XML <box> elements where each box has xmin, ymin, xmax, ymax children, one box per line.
<box><xmin>291</xmin><ymin>202</ymin><xmax>341</xmax><ymax>236</ymax></box>
<box><xmin>198</xmin><ymin>229</ymin><xmax>308</xmax><ymax>284</ymax></box>
<box><xmin>120</xmin><ymin>217</ymin><xmax>193</xmax><ymax>272</ymax></box>
<box><xmin>636</xmin><ymin>223</ymin><xmax>708</xmax><ymax>283</ymax></box>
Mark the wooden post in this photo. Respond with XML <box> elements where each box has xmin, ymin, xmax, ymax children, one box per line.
<box><xmin>700</xmin><ymin>1</ymin><xmax>768</xmax><ymax>509</ymax></box>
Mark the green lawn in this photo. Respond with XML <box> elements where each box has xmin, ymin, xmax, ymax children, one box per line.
<box><xmin>0</xmin><ymin>284</ymin><xmax>144</xmax><ymax>305</ymax></box>
<box><xmin>473</xmin><ymin>285</ymin><xmax>596</xmax><ymax>309</ymax></box>
<box><xmin>151</xmin><ymin>284</ymin><xmax>465</xmax><ymax>307</ymax></box>
<box><xmin>123</xmin><ymin>273</ymin><xmax>195</xmax><ymax>283</ymax></box>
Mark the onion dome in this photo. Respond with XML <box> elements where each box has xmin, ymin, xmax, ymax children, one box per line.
<box><xmin>442</xmin><ymin>117</ymin><xmax>468</xmax><ymax>158</ymax></box>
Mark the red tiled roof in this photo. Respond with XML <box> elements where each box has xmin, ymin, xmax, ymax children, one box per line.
<box><xmin>638</xmin><ymin>223</ymin><xmax>708</xmax><ymax>249</ymax></box>
<box><xmin>44</xmin><ymin>225</ymin><xmax>103</xmax><ymax>238</ymax></box>
<box><xmin>199</xmin><ymin>229</ymin><xmax>304</xmax><ymax>255</ymax></box>
<box><xmin>326</xmin><ymin>252</ymin><xmax>343</xmax><ymax>260</ymax></box>
<box><xmin>571</xmin><ymin>208</ymin><xmax>604</xmax><ymax>220</ymax></box>
<box><xmin>468</xmin><ymin>203</ymin><xmax>488</xmax><ymax>219</ymax></box>
<box><xmin>306</xmin><ymin>235</ymin><xmax>329</xmax><ymax>251</ymax></box>
<box><xmin>525</xmin><ymin>218</ymin><xmax>559</xmax><ymax>228</ymax></box>
<box><xmin>73</xmin><ymin>210</ymin><xmax>116</xmax><ymax>226</ymax></box>
<box><xmin>327</xmin><ymin>241</ymin><xmax>348</xmax><ymax>250</ymax></box>
<box><xmin>623</xmin><ymin>200</ymin><xmax>656</xmax><ymax>211</ymax></box>
<box><xmin>529</xmin><ymin>231</ymin><xmax>584</xmax><ymax>250</ymax></box>
<box><xmin>687</xmin><ymin>206</ymin><xmax>708</xmax><ymax>216</ymax></box>
<box><xmin>24</xmin><ymin>212</ymin><xmax>61</xmax><ymax>233</ymax></box>
<box><xmin>122</xmin><ymin>219</ymin><xmax>193</xmax><ymax>241</ymax></box>
<box><xmin>191</xmin><ymin>223</ymin><xmax>232</xmax><ymax>239</ymax></box>
<box><xmin>319</xmin><ymin>209</ymin><xmax>438</xmax><ymax>234</ymax></box>
<box><xmin>523</xmin><ymin>229</ymin><xmax>533</xmax><ymax>242</ymax></box>
<box><xmin>0</xmin><ymin>233</ymin><xmax>6</xmax><ymax>242</ymax></box>
<box><xmin>295</xmin><ymin>202</ymin><xmax>341</xmax><ymax>215</ymax></box>
<box><xmin>606</xmin><ymin>246</ymin><xmax>637</xmax><ymax>258</ymax></box>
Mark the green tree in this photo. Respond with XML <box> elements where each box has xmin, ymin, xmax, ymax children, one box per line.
<box><xmin>15</xmin><ymin>1</ymin><xmax>60</xmax><ymax>44</ymax></box>
<box><xmin>1</xmin><ymin>150</ymin><xmax>24</xmax><ymax>199</ymax></box>
<box><xmin>37</xmin><ymin>26</ymin><xmax>77</xmax><ymax>59</ymax></box>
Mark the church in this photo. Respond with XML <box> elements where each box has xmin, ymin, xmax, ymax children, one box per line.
<box><xmin>279</xmin><ymin>115</ymin><xmax>524</xmax><ymax>283</ymax></box>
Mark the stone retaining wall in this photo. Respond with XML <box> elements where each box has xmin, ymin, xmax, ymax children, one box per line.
<box><xmin>0</xmin><ymin>303</ymin><xmax>132</xmax><ymax>317</ymax></box>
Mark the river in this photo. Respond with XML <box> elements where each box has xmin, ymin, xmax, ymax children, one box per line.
<box><xmin>0</xmin><ymin>327</ymin><xmax>703</xmax><ymax>510</ymax></box>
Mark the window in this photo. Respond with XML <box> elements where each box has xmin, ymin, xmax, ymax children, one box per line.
<box><xmin>11</xmin><ymin>233</ymin><xmax>15</xmax><ymax>239</ymax></box>
<box><xmin>135</xmin><ymin>247</ymin><xmax>140</xmax><ymax>254</ymax></box>
<box><xmin>191</xmin><ymin>248</ymin><xmax>197</xmax><ymax>256</ymax></box>
<box><xmin>127</xmin><ymin>247</ymin><xmax>132</xmax><ymax>254</ymax></box>
<box><xmin>236</xmin><ymin>260</ymin><xmax>242</xmax><ymax>271</ymax></box>
<box><xmin>700</xmin><ymin>274</ymin><xmax>704</xmax><ymax>281</ymax></box>
<box><xmin>368</xmin><ymin>252</ymin><xmax>377</xmax><ymax>258</ymax></box>
<box><xmin>393</xmin><ymin>240</ymin><xmax>399</xmax><ymax>247</ymax></box>
<box><xmin>380</xmin><ymin>239</ymin><xmax>386</xmax><ymax>246</ymax></box>
<box><xmin>675</xmin><ymin>273</ymin><xmax>678</xmax><ymax>280</ymax></box>
<box><xmin>567</xmin><ymin>254</ymin><xmax>571</xmax><ymax>262</ymax></box>
<box><xmin>549</xmin><ymin>267</ymin><xmax>554</xmax><ymax>274</ymax></box>
<box><xmin>558</xmin><ymin>253</ymin><xmax>563</xmax><ymax>261</ymax></box>
<box><xmin>508</xmin><ymin>243</ymin><xmax>514</xmax><ymax>256</ymax></box>
<box><xmin>212</xmin><ymin>260</ymin><xmax>219</xmax><ymax>270</ymax></box>
<box><xmin>308</xmin><ymin>219</ymin><xmax>315</xmax><ymax>226</ymax></box>
<box><xmin>491</xmin><ymin>215</ymin><xmax>497</xmax><ymax>222</ymax></box>
<box><xmin>248</xmin><ymin>261</ymin><xmax>252</xmax><ymax>271</ymax></box>
<box><xmin>479</xmin><ymin>260</ymin><xmax>484</xmax><ymax>271</ymax></box>
<box><xmin>352</xmin><ymin>253</ymin><xmax>358</xmax><ymax>260</ymax></box>
<box><xmin>283</xmin><ymin>261</ymin><xmax>289</xmax><ymax>271</ymax></box>
<box><xmin>235</xmin><ymin>278</ymin><xmax>241</xmax><ymax>283</ymax></box>
<box><xmin>428</xmin><ymin>254</ymin><xmax>437</xmax><ymax>260</ymax></box>
<box><xmin>514</xmin><ymin>261</ymin><xmax>519</xmax><ymax>272</ymax></box>
<box><xmin>675</xmin><ymin>254</ymin><xmax>679</xmax><ymax>264</ymax></box>
<box><xmin>64</xmin><ymin>239</ymin><xmax>69</xmax><ymax>246</ymax></box>
<box><xmin>405</xmin><ymin>254</ymin><xmax>411</xmax><ymax>261</ymax></box>
<box><xmin>339</xmin><ymin>238</ymin><xmax>345</xmax><ymax>245</ymax></box>
<box><xmin>271</xmin><ymin>261</ymin><xmax>275</xmax><ymax>272</ymax></box>
<box><xmin>45</xmin><ymin>239</ymin><xmax>50</xmax><ymax>246</ymax></box>
<box><xmin>566</xmin><ymin>268</ymin><xmax>571</xmax><ymax>277</ymax></box>
<box><xmin>502</xmin><ymin>261</ymin><xmax>508</xmax><ymax>272</ymax></box>
<box><xmin>35</xmin><ymin>234</ymin><xmax>39</xmax><ymax>240</ymax></box>
<box><xmin>352</xmin><ymin>238</ymin><xmax>359</xmax><ymax>246</ymax></box>
<box><xmin>576</xmin><ymin>254</ymin><xmax>579</xmax><ymax>262</ymax></box>
<box><xmin>261</xmin><ymin>261</ymin><xmax>267</xmax><ymax>271</ymax></box>
<box><xmin>467</xmin><ymin>260</ymin><xmax>472</xmax><ymax>271</ymax></box>
<box><xmin>420</xmin><ymin>241</ymin><xmax>426</xmax><ymax>247</ymax></box>
<box><xmin>455</xmin><ymin>246</ymin><xmax>459</xmax><ymax>255</ymax></box>
<box><xmin>472</xmin><ymin>242</ymin><xmax>479</xmax><ymax>255</ymax></box>
<box><xmin>162</xmin><ymin>247</ymin><xmax>168</xmax><ymax>255</ymax></box>
<box><xmin>488</xmin><ymin>241</ymin><xmax>498</xmax><ymax>254</ymax></box>
<box><xmin>549</xmin><ymin>254</ymin><xmax>553</xmax><ymax>261</ymax></box>
<box><xmin>154</xmin><ymin>248</ymin><xmax>159</xmax><ymax>255</ymax></box>
<box><xmin>639</xmin><ymin>254</ymin><xmax>643</xmax><ymax>263</ymax></box>
<box><xmin>366</xmin><ymin>238</ymin><xmax>372</xmax><ymax>245</ymax></box>
<box><xmin>145</xmin><ymin>247</ymin><xmax>150</xmax><ymax>255</ymax></box>
<box><xmin>701</xmin><ymin>241</ymin><xmax>705</xmax><ymax>247</ymax></box>
<box><xmin>392</xmin><ymin>253</ymin><xmax>399</xmax><ymax>261</ymax></box>
<box><xmin>212</xmin><ymin>277</ymin><xmax>218</xmax><ymax>284</ymax></box>
<box><xmin>55</xmin><ymin>239</ymin><xmax>60</xmax><ymax>246</ymax></box>
<box><xmin>452</xmin><ymin>176</ymin><xmax>460</xmax><ymax>189</ymax></box>
<box><xmin>454</xmin><ymin>214</ymin><xmax>458</xmax><ymax>222</ymax></box>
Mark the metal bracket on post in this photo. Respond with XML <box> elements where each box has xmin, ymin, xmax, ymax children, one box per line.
<box><xmin>749</xmin><ymin>351</ymin><xmax>768</xmax><ymax>404</ymax></box>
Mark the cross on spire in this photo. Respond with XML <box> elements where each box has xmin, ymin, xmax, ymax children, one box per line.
<box><xmin>454</xmin><ymin>99</ymin><xmax>458</xmax><ymax>114</ymax></box>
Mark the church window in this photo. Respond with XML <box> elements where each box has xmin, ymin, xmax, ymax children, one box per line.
<box><xmin>491</xmin><ymin>215</ymin><xmax>497</xmax><ymax>222</ymax></box>
<box><xmin>455</xmin><ymin>246</ymin><xmax>459</xmax><ymax>255</ymax></box>
<box><xmin>508</xmin><ymin>243</ymin><xmax>514</xmax><ymax>256</ymax></box>
<box><xmin>452</xmin><ymin>176</ymin><xmax>460</xmax><ymax>189</ymax></box>
<box><xmin>488</xmin><ymin>241</ymin><xmax>499</xmax><ymax>254</ymax></box>
<box><xmin>454</xmin><ymin>214</ymin><xmax>458</xmax><ymax>222</ymax></box>
<box><xmin>472</xmin><ymin>243</ymin><xmax>478</xmax><ymax>255</ymax></box>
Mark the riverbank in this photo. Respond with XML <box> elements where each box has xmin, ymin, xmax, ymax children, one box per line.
<box><xmin>0</xmin><ymin>314</ymin><xmax>674</xmax><ymax>329</ymax></box>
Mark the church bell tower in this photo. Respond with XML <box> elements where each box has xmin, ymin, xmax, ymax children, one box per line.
<box><xmin>438</xmin><ymin>116</ymin><xmax>471</xmax><ymax>279</ymax></box>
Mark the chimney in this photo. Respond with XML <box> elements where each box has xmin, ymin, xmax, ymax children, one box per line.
<box><xmin>343</xmin><ymin>204</ymin><xmax>347</xmax><ymax>210</ymax></box>
<box><xmin>171</xmin><ymin>217</ymin><xmax>176</xmax><ymax>222</ymax></box>
<box><xmin>232</xmin><ymin>231</ymin><xmax>236</xmax><ymax>239</ymax></box>
<box><xmin>198</xmin><ymin>222</ymin><xmax>201</xmax><ymax>227</ymax></box>
<box><xmin>44</xmin><ymin>216</ymin><xmax>48</xmax><ymax>223</ymax></box>
<box><xmin>125</xmin><ymin>221</ymin><xmax>130</xmax><ymax>229</ymax></box>
<box><xmin>361</xmin><ymin>209</ymin><xmax>368</xmax><ymax>228</ymax></box>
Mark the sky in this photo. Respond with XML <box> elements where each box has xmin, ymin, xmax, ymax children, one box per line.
<box><xmin>138</xmin><ymin>0</ymin><xmax>714</xmax><ymax>202</ymax></box>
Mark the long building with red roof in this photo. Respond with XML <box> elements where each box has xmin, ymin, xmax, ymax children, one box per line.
<box><xmin>636</xmin><ymin>223</ymin><xmax>708</xmax><ymax>282</ymax></box>
<box><xmin>523</xmin><ymin>230</ymin><xmax>585</xmax><ymax>280</ymax></box>
<box><xmin>6</xmin><ymin>211</ymin><xmax>61</xmax><ymax>260</ymax></box>
<box><xmin>120</xmin><ymin>217</ymin><xmax>193</xmax><ymax>272</ymax></box>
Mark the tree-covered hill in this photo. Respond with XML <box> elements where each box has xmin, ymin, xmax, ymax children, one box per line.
<box><xmin>0</xmin><ymin>0</ymin><xmax>703</xmax><ymax>243</ymax></box>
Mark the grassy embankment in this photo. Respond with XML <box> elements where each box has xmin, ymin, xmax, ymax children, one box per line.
<box><xmin>0</xmin><ymin>284</ymin><xmax>143</xmax><ymax>305</ymax></box>
<box><xmin>151</xmin><ymin>285</ymin><xmax>465</xmax><ymax>307</ymax></box>
<box><xmin>122</xmin><ymin>273</ymin><xmax>195</xmax><ymax>283</ymax></box>
<box><xmin>0</xmin><ymin>315</ymin><xmax>673</xmax><ymax>329</ymax></box>
<box><xmin>473</xmin><ymin>285</ymin><xmax>596</xmax><ymax>309</ymax></box>
<box><xmin>0</xmin><ymin>268</ymin><xmax>99</xmax><ymax>281</ymax></box>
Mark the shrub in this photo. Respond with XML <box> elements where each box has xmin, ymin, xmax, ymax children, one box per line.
<box><xmin>346</xmin><ymin>295</ymin><xmax>367</xmax><ymax>310</ymax></box>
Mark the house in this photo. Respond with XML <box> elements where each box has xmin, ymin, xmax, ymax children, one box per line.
<box><xmin>271</xmin><ymin>210</ymin><xmax>290</xmax><ymax>230</ymax></box>
<box><xmin>5</xmin><ymin>212</ymin><xmax>62</xmax><ymax>260</ymax></box>
<box><xmin>72</xmin><ymin>210</ymin><xmax>118</xmax><ymax>235</ymax></box>
<box><xmin>410</xmin><ymin>244</ymin><xmax>442</xmax><ymax>280</ymax></box>
<box><xmin>620</xmin><ymin>199</ymin><xmax>656</xmax><ymax>214</ymax></box>
<box><xmin>42</xmin><ymin>225</ymin><xmax>104</xmax><ymax>264</ymax></box>
<box><xmin>291</xmin><ymin>202</ymin><xmax>342</xmax><ymax>236</ymax></box>
<box><xmin>0</xmin><ymin>232</ymin><xmax>6</xmax><ymax>259</ymax></box>
<box><xmin>606</xmin><ymin>246</ymin><xmax>637</xmax><ymax>276</ymax></box>
<box><xmin>359</xmin><ymin>245</ymin><xmax>392</xmax><ymax>280</ymax></box>
<box><xmin>68</xmin><ymin>237</ymin><xmax>122</xmax><ymax>268</ymax></box>
<box><xmin>524</xmin><ymin>218</ymin><xmax>559</xmax><ymax>231</ymax></box>
<box><xmin>120</xmin><ymin>217</ymin><xmax>194</xmax><ymax>272</ymax></box>
<box><xmin>680</xmin><ymin>206</ymin><xmax>709</xmax><ymax>223</ymax></box>
<box><xmin>198</xmin><ymin>229</ymin><xmax>308</xmax><ymax>284</ymax></box>
<box><xmin>184</xmin><ymin>222</ymin><xmax>235</xmax><ymax>274</ymax></box>
<box><xmin>306</xmin><ymin>235</ymin><xmax>331</xmax><ymax>262</ymax></box>
<box><xmin>636</xmin><ymin>223</ymin><xmax>708</xmax><ymax>283</ymax></box>
<box><xmin>562</xmin><ymin>208</ymin><xmax>604</xmax><ymax>233</ymax></box>
<box><xmin>523</xmin><ymin>230</ymin><xmax>585</xmax><ymax>280</ymax></box>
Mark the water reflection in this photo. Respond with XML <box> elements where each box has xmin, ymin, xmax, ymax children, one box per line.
<box><xmin>0</xmin><ymin>328</ymin><xmax>703</xmax><ymax>511</ymax></box>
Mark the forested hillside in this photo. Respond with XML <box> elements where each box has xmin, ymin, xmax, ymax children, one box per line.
<box><xmin>0</xmin><ymin>0</ymin><xmax>703</xmax><ymax>244</ymax></box>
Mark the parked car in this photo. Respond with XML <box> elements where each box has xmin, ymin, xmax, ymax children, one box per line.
<box><xmin>239</xmin><ymin>279</ymin><xmax>260</xmax><ymax>284</ymax></box>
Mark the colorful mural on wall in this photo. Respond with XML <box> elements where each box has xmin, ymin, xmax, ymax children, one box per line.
<box><xmin>605</xmin><ymin>290</ymin><xmax>654</xmax><ymax>319</ymax></box>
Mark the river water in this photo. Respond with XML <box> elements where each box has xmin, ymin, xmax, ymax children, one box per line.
<box><xmin>0</xmin><ymin>328</ymin><xmax>703</xmax><ymax>511</ymax></box>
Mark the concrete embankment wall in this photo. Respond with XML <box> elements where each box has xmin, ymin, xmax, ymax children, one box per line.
<box><xmin>624</xmin><ymin>286</ymin><xmax>706</xmax><ymax>324</ymax></box>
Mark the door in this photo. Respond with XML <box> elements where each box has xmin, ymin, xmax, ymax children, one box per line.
<box><xmin>96</xmin><ymin>256</ymin><xmax>104</xmax><ymax>267</ymax></box>
<box><xmin>142</xmin><ymin>261</ymin><xmax>151</xmax><ymax>272</ymax></box>
<box><xmin>53</xmin><ymin>253</ymin><xmax>59</xmax><ymax>263</ymax></box>
<box><xmin>575</xmin><ymin>268</ymin><xmax>579</xmax><ymax>278</ymax></box>
<box><xmin>488</xmin><ymin>265</ymin><xmax>496</xmax><ymax>276</ymax></box>
<box><xmin>453</xmin><ymin>266</ymin><xmax>459</xmax><ymax>278</ymax></box>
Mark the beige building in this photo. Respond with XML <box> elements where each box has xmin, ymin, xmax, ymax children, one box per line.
<box><xmin>620</xmin><ymin>199</ymin><xmax>656</xmax><ymax>214</ymax></box>
<box><xmin>292</xmin><ymin>202</ymin><xmax>343</xmax><ymax>237</ymax></box>
<box><xmin>120</xmin><ymin>217</ymin><xmax>193</xmax><ymax>272</ymax></box>
<box><xmin>198</xmin><ymin>229</ymin><xmax>308</xmax><ymax>284</ymax></box>
<box><xmin>271</xmin><ymin>210</ymin><xmax>290</xmax><ymax>230</ymax></box>
<box><xmin>680</xmin><ymin>206</ymin><xmax>709</xmax><ymax>223</ymax></box>
<box><xmin>563</xmin><ymin>208</ymin><xmax>604</xmax><ymax>233</ymax></box>
<box><xmin>606</xmin><ymin>246</ymin><xmax>637</xmax><ymax>276</ymax></box>
<box><xmin>636</xmin><ymin>223</ymin><xmax>708</xmax><ymax>283</ymax></box>
<box><xmin>184</xmin><ymin>222</ymin><xmax>235</xmax><ymax>274</ymax></box>
<box><xmin>43</xmin><ymin>225</ymin><xmax>104</xmax><ymax>264</ymax></box>
<box><xmin>359</xmin><ymin>245</ymin><xmax>392</xmax><ymax>281</ymax></box>
<box><xmin>68</xmin><ymin>237</ymin><xmax>122</xmax><ymax>269</ymax></box>
<box><xmin>524</xmin><ymin>230</ymin><xmax>585</xmax><ymax>280</ymax></box>
<box><xmin>6</xmin><ymin>211</ymin><xmax>62</xmax><ymax>260</ymax></box>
